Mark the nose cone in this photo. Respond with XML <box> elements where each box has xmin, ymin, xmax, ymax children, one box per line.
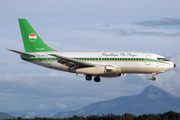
<box><xmin>174</xmin><ymin>63</ymin><xmax>176</xmax><ymax>68</ymax></box>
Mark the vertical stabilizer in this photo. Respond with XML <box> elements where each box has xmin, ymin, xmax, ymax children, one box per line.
<box><xmin>18</xmin><ymin>19</ymin><xmax>56</xmax><ymax>53</ymax></box>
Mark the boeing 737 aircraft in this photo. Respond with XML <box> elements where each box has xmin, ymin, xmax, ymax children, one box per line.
<box><xmin>8</xmin><ymin>19</ymin><xmax>176</xmax><ymax>82</ymax></box>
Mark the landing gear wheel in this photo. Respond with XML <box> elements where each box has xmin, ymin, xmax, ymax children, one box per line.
<box><xmin>94</xmin><ymin>76</ymin><xmax>101</xmax><ymax>82</ymax></box>
<box><xmin>85</xmin><ymin>75</ymin><xmax>92</xmax><ymax>81</ymax></box>
<box><xmin>152</xmin><ymin>77</ymin><xmax>156</xmax><ymax>81</ymax></box>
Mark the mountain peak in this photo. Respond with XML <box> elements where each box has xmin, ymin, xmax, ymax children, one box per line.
<box><xmin>138</xmin><ymin>85</ymin><xmax>171</xmax><ymax>99</ymax></box>
<box><xmin>145</xmin><ymin>85</ymin><xmax>158</xmax><ymax>89</ymax></box>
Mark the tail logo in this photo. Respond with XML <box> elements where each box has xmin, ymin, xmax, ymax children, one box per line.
<box><xmin>29</xmin><ymin>33</ymin><xmax>37</xmax><ymax>42</ymax></box>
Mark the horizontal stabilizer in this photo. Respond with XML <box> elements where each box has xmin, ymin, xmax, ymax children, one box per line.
<box><xmin>7</xmin><ymin>49</ymin><xmax>35</xmax><ymax>57</ymax></box>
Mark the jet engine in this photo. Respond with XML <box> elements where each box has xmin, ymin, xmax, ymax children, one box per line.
<box><xmin>76</xmin><ymin>66</ymin><xmax>106</xmax><ymax>75</ymax></box>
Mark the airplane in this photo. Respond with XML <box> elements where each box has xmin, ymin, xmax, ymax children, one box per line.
<box><xmin>8</xmin><ymin>19</ymin><xmax>176</xmax><ymax>82</ymax></box>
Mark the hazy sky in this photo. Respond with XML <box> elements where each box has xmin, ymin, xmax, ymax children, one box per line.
<box><xmin>0</xmin><ymin>0</ymin><xmax>180</xmax><ymax>113</ymax></box>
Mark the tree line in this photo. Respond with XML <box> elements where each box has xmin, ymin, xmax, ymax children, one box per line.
<box><xmin>5</xmin><ymin>111</ymin><xmax>180</xmax><ymax>120</ymax></box>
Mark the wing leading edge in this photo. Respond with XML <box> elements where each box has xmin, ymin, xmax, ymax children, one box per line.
<box><xmin>48</xmin><ymin>54</ymin><xmax>96</xmax><ymax>70</ymax></box>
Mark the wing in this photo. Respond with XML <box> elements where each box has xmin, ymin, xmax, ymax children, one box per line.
<box><xmin>48</xmin><ymin>54</ymin><xmax>96</xmax><ymax>70</ymax></box>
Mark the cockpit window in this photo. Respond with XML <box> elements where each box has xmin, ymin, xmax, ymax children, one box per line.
<box><xmin>157</xmin><ymin>58</ymin><xmax>169</xmax><ymax>61</ymax></box>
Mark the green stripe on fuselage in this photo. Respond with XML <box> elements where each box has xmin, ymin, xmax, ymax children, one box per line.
<box><xmin>22</xmin><ymin>57</ymin><xmax>169</xmax><ymax>64</ymax></box>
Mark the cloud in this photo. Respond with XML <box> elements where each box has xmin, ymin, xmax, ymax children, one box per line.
<box><xmin>0</xmin><ymin>71</ymin><xmax>150</xmax><ymax>111</ymax></box>
<box><xmin>102</xmin><ymin>29</ymin><xmax>180</xmax><ymax>37</ymax></box>
<box><xmin>55</xmin><ymin>103</ymin><xmax>68</xmax><ymax>109</ymax></box>
<box><xmin>27</xmin><ymin>111</ymin><xmax>36</xmax><ymax>116</ymax></box>
<box><xmin>136</xmin><ymin>18</ymin><xmax>180</xmax><ymax>28</ymax></box>
<box><xmin>40</xmin><ymin>104</ymin><xmax>45</xmax><ymax>107</ymax></box>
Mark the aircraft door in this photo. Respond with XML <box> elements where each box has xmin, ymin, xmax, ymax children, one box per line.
<box><xmin>98</xmin><ymin>57</ymin><xmax>102</xmax><ymax>63</ymax></box>
<box><xmin>145</xmin><ymin>55</ymin><xmax>151</xmax><ymax>65</ymax></box>
<box><xmin>46</xmin><ymin>55</ymin><xmax>51</xmax><ymax>65</ymax></box>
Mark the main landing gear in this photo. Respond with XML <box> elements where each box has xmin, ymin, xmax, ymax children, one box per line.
<box><xmin>85</xmin><ymin>75</ymin><xmax>101</xmax><ymax>82</ymax></box>
<box><xmin>85</xmin><ymin>75</ymin><xmax>92</xmax><ymax>81</ymax></box>
<box><xmin>94</xmin><ymin>76</ymin><xmax>101</xmax><ymax>82</ymax></box>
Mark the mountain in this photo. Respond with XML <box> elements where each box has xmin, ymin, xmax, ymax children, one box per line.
<box><xmin>53</xmin><ymin>85</ymin><xmax>180</xmax><ymax>118</ymax></box>
<box><xmin>7</xmin><ymin>110</ymin><xmax>55</xmax><ymax>118</ymax></box>
<box><xmin>7</xmin><ymin>109</ymin><xmax>60</xmax><ymax>118</ymax></box>
<box><xmin>0</xmin><ymin>112</ymin><xmax>14</xmax><ymax>119</ymax></box>
<box><xmin>6</xmin><ymin>105</ymin><xmax>83</xmax><ymax>118</ymax></box>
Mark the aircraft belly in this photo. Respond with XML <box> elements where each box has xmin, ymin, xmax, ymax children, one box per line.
<box><xmin>120</xmin><ymin>67</ymin><xmax>160</xmax><ymax>73</ymax></box>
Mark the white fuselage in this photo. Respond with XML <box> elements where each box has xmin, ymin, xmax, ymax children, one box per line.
<box><xmin>21</xmin><ymin>51</ymin><xmax>175</xmax><ymax>78</ymax></box>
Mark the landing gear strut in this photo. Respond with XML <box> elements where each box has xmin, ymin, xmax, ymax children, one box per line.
<box><xmin>148</xmin><ymin>73</ymin><xmax>157</xmax><ymax>81</ymax></box>
<box><xmin>94</xmin><ymin>76</ymin><xmax>101</xmax><ymax>82</ymax></box>
<box><xmin>148</xmin><ymin>77</ymin><xmax>156</xmax><ymax>81</ymax></box>
<box><xmin>85</xmin><ymin>75</ymin><xmax>92</xmax><ymax>81</ymax></box>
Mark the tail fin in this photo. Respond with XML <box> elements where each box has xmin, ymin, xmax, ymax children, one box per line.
<box><xmin>18</xmin><ymin>19</ymin><xmax>56</xmax><ymax>53</ymax></box>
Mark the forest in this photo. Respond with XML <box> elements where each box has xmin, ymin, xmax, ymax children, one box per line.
<box><xmin>5</xmin><ymin>111</ymin><xmax>180</xmax><ymax>120</ymax></box>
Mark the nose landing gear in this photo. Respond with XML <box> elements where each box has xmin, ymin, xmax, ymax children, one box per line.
<box><xmin>148</xmin><ymin>73</ymin><xmax>157</xmax><ymax>81</ymax></box>
<box><xmin>152</xmin><ymin>77</ymin><xmax>156</xmax><ymax>81</ymax></box>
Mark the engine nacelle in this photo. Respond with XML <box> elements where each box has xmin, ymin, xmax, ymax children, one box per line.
<box><xmin>76</xmin><ymin>66</ymin><xmax>106</xmax><ymax>75</ymax></box>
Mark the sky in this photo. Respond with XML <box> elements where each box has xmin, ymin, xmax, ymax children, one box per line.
<box><xmin>0</xmin><ymin>0</ymin><xmax>180</xmax><ymax>114</ymax></box>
